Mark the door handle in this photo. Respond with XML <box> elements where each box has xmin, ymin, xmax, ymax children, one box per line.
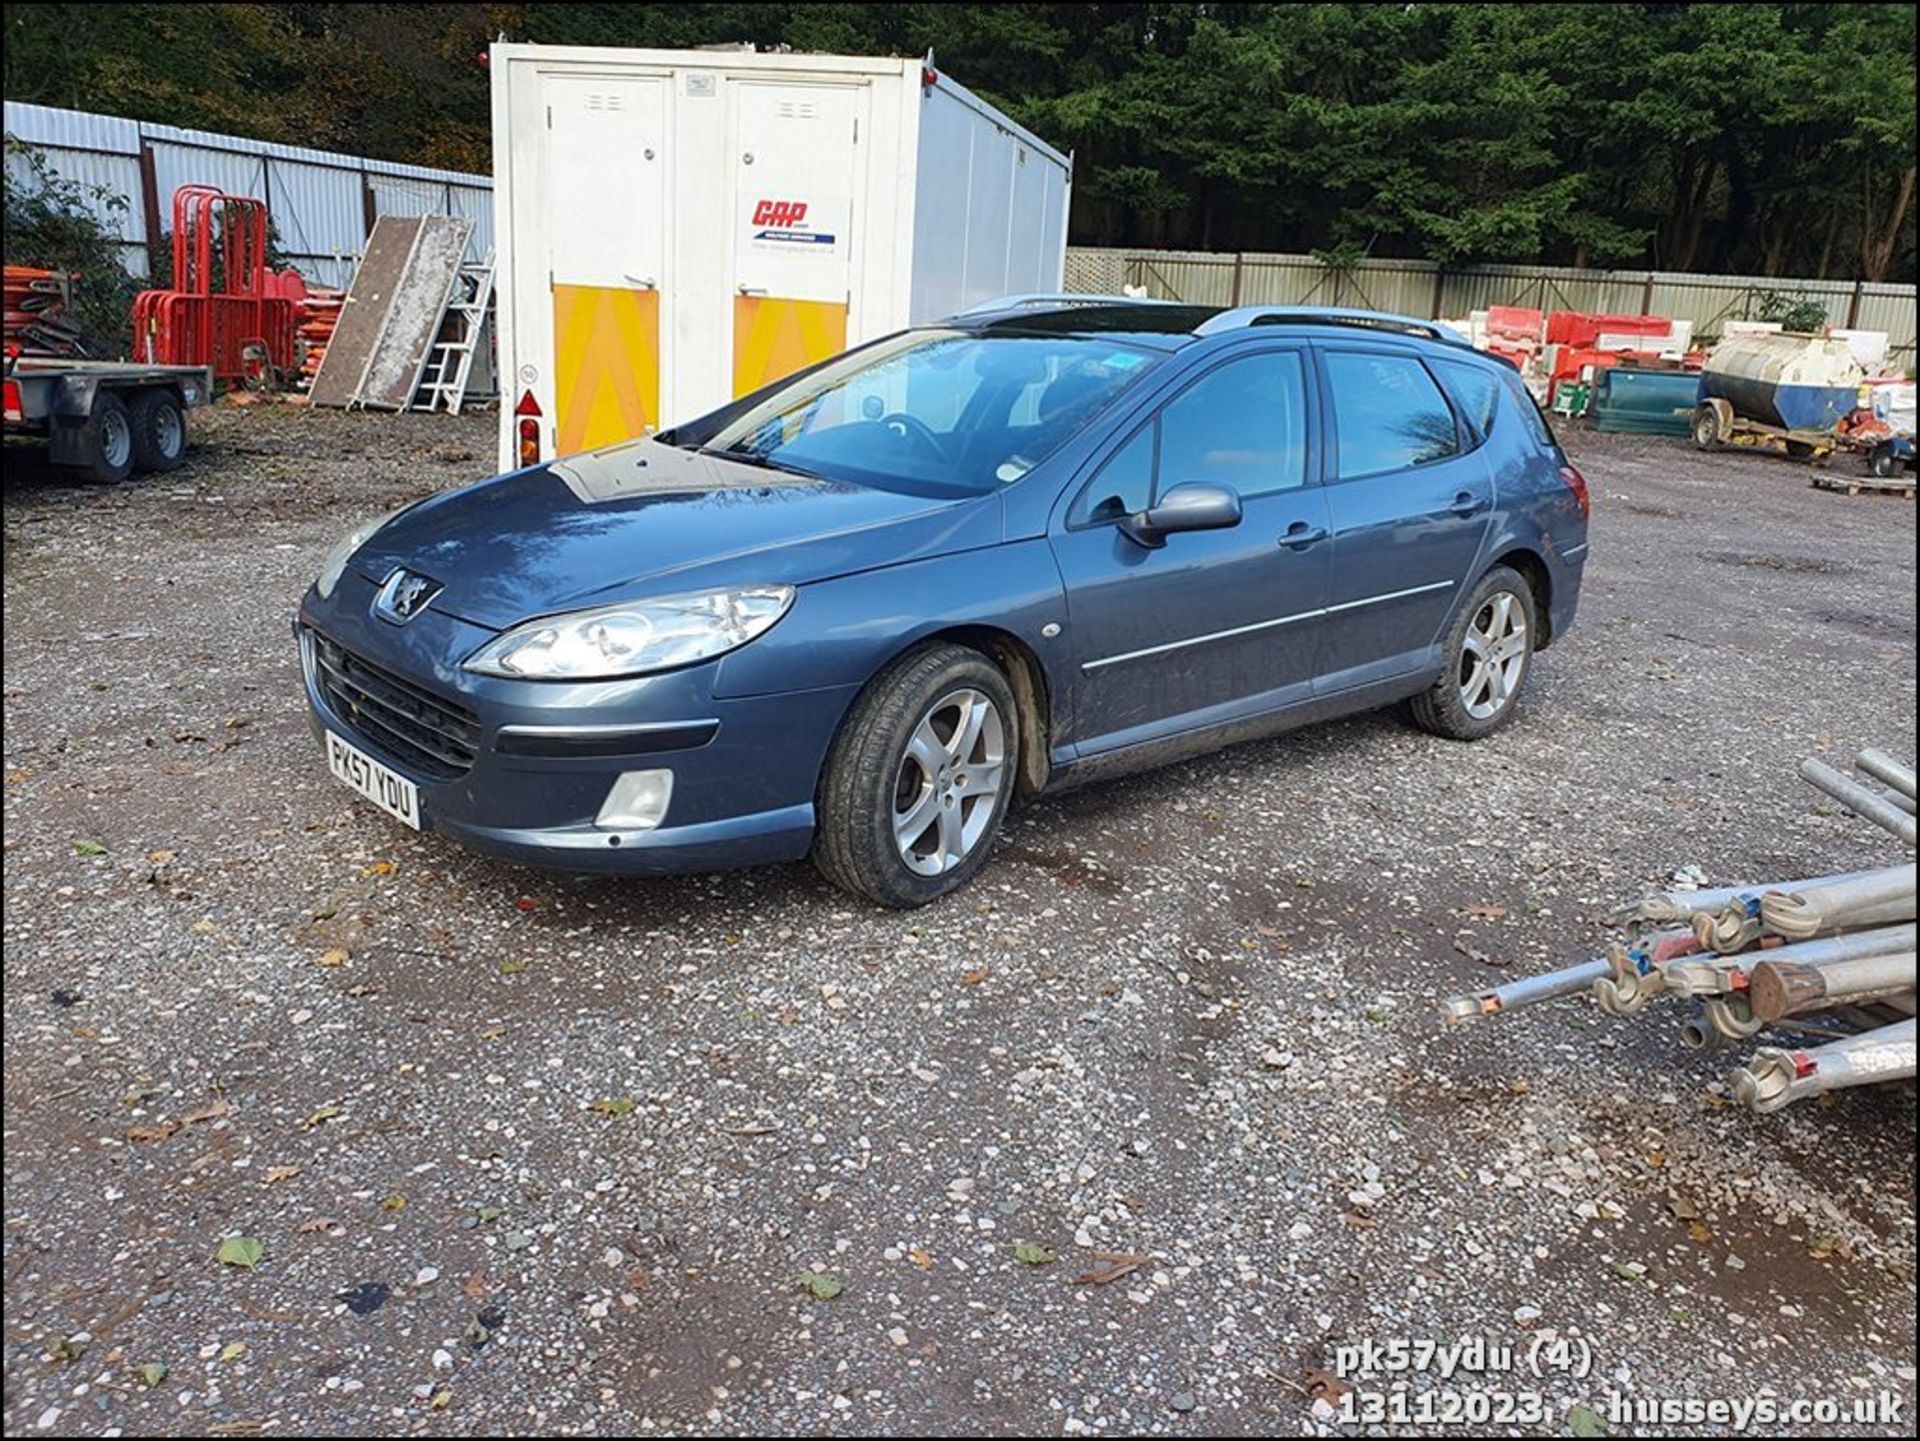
<box><xmin>1450</xmin><ymin>490</ymin><xmax>1490</xmax><ymax>517</ymax></box>
<box><xmin>624</xmin><ymin>274</ymin><xmax>658</xmax><ymax>290</ymax></box>
<box><xmin>1279</xmin><ymin>520</ymin><xmax>1329</xmax><ymax>550</ymax></box>
<box><xmin>737</xmin><ymin>285</ymin><xmax>768</xmax><ymax>297</ymax></box>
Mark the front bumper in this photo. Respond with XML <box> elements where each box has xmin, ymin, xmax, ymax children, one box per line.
<box><xmin>297</xmin><ymin>575</ymin><xmax>855</xmax><ymax>875</ymax></box>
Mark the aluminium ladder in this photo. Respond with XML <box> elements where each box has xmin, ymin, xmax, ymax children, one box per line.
<box><xmin>412</xmin><ymin>251</ymin><xmax>495</xmax><ymax>415</ymax></box>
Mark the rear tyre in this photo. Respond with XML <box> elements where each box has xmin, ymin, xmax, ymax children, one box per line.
<box><xmin>78</xmin><ymin>392</ymin><xmax>135</xmax><ymax>483</ymax></box>
<box><xmin>814</xmin><ymin>644</ymin><xmax>1019</xmax><ymax>908</ymax></box>
<box><xmin>1691</xmin><ymin>403</ymin><xmax>1723</xmax><ymax>451</ymax></box>
<box><xmin>1409</xmin><ymin>564</ymin><xmax>1538</xmax><ymax>742</ymax></box>
<box><xmin>1869</xmin><ymin>442</ymin><xmax>1899</xmax><ymax>480</ymax></box>
<box><xmin>129</xmin><ymin>388</ymin><xmax>188</xmax><ymax>472</ymax></box>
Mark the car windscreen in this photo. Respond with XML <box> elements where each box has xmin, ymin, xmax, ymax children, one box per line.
<box><xmin>697</xmin><ymin>330</ymin><xmax>1165</xmax><ymax>497</ymax></box>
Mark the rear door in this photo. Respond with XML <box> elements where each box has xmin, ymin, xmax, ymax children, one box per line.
<box><xmin>1050</xmin><ymin>347</ymin><xmax>1333</xmax><ymax>752</ymax></box>
<box><xmin>727</xmin><ymin>81</ymin><xmax>868</xmax><ymax>398</ymax></box>
<box><xmin>1311</xmin><ymin>345</ymin><xmax>1495</xmax><ymax>693</ymax></box>
<box><xmin>542</xmin><ymin>73</ymin><xmax>669</xmax><ymax>456</ymax></box>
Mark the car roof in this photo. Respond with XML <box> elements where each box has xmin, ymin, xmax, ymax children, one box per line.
<box><xmin>946</xmin><ymin>296</ymin><xmax>1484</xmax><ymax>357</ymax></box>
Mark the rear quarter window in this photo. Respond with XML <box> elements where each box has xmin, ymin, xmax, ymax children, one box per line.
<box><xmin>1435</xmin><ymin>360</ymin><xmax>1501</xmax><ymax>441</ymax></box>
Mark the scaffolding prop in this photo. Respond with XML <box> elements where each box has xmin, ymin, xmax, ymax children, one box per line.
<box><xmin>1441</xmin><ymin>747</ymin><xmax>1917</xmax><ymax>1113</ymax></box>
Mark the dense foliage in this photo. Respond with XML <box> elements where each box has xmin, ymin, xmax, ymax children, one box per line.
<box><xmin>5</xmin><ymin>3</ymin><xmax>1914</xmax><ymax>278</ymax></box>
<box><xmin>2</xmin><ymin>136</ymin><xmax>141</xmax><ymax>351</ymax></box>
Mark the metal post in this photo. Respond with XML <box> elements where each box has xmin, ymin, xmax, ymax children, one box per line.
<box><xmin>1730</xmin><ymin>1018</ymin><xmax>1916</xmax><ymax>1112</ymax></box>
<box><xmin>1846</xmin><ymin>278</ymin><xmax>1864</xmax><ymax>329</ymax></box>
<box><xmin>1858</xmin><ymin>748</ymin><xmax>1917</xmax><ymax>801</ymax></box>
<box><xmin>1800</xmin><ymin>758</ymin><xmax>1918</xmax><ymax>846</ymax></box>
<box><xmin>1748</xmin><ymin>951</ymin><xmax>1916</xmax><ymax>1023</ymax></box>
<box><xmin>1229</xmin><ymin>252</ymin><xmax>1245</xmax><ymax>307</ymax></box>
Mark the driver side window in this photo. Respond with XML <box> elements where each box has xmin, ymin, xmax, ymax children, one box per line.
<box><xmin>1069</xmin><ymin>350</ymin><xmax>1309</xmax><ymax>527</ymax></box>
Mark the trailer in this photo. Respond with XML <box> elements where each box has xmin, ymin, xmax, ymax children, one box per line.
<box><xmin>490</xmin><ymin>43</ymin><xmax>1073</xmax><ymax>470</ymax></box>
<box><xmin>1690</xmin><ymin>332</ymin><xmax>1866</xmax><ymax>462</ymax></box>
<box><xmin>3</xmin><ymin>357</ymin><xmax>211</xmax><ymax>481</ymax></box>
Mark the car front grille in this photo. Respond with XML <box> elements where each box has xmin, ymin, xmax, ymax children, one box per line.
<box><xmin>308</xmin><ymin>631</ymin><xmax>480</xmax><ymax>781</ymax></box>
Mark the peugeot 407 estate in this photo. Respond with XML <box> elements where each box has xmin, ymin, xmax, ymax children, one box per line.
<box><xmin>297</xmin><ymin>301</ymin><xmax>1589</xmax><ymax>907</ymax></box>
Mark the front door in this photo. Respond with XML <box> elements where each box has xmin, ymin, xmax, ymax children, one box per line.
<box><xmin>1050</xmin><ymin>348</ymin><xmax>1332</xmax><ymax>753</ymax></box>
<box><xmin>1312</xmin><ymin>345</ymin><xmax>1497</xmax><ymax>692</ymax></box>
<box><xmin>727</xmin><ymin>81</ymin><xmax>866</xmax><ymax>397</ymax></box>
<box><xmin>543</xmin><ymin>73</ymin><xmax>668</xmax><ymax>455</ymax></box>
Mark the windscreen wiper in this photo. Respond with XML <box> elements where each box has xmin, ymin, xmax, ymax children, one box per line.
<box><xmin>695</xmin><ymin>446</ymin><xmax>816</xmax><ymax>479</ymax></box>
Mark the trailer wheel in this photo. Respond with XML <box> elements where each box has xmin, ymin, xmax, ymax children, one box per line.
<box><xmin>78</xmin><ymin>392</ymin><xmax>136</xmax><ymax>483</ymax></box>
<box><xmin>1870</xmin><ymin>442</ymin><xmax>1899</xmax><ymax>479</ymax></box>
<box><xmin>129</xmin><ymin>388</ymin><xmax>188</xmax><ymax>472</ymax></box>
<box><xmin>1691</xmin><ymin>402</ymin><xmax>1723</xmax><ymax>451</ymax></box>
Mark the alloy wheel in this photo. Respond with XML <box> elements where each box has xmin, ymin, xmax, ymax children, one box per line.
<box><xmin>1459</xmin><ymin>590</ymin><xmax>1528</xmax><ymax>721</ymax></box>
<box><xmin>892</xmin><ymin>688</ymin><xmax>1007</xmax><ymax>875</ymax></box>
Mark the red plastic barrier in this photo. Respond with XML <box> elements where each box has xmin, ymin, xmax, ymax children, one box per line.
<box><xmin>130</xmin><ymin>187</ymin><xmax>296</xmax><ymax>384</ymax></box>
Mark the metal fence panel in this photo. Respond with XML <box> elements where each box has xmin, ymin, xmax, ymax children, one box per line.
<box><xmin>1071</xmin><ymin>246</ymin><xmax>1918</xmax><ymax>368</ymax></box>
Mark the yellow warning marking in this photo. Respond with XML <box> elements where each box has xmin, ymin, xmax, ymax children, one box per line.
<box><xmin>553</xmin><ymin>284</ymin><xmax>660</xmax><ymax>455</ymax></box>
<box><xmin>732</xmin><ymin>297</ymin><xmax>848</xmax><ymax>398</ymax></box>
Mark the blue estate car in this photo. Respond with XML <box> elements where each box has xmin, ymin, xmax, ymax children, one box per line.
<box><xmin>298</xmin><ymin>300</ymin><xmax>1589</xmax><ymax>907</ymax></box>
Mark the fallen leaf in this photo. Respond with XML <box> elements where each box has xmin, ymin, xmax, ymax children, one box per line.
<box><xmin>317</xmin><ymin>948</ymin><xmax>349</xmax><ymax>968</ymax></box>
<box><xmin>962</xmin><ymin>966</ymin><xmax>990</xmax><ymax>985</ymax></box>
<box><xmin>381</xmin><ymin>1194</ymin><xmax>408</xmax><ymax>1212</ymax></box>
<box><xmin>1687</xmin><ymin>1222</ymin><xmax>1713</xmax><ymax>1244</ymax></box>
<box><xmin>127</xmin><ymin>1121</ymin><xmax>182</xmax><ymax>1144</ymax></box>
<box><xmin>497</xmin><ymin>959</ymin><xmax>526</xmax><ymax>975</ymax></box>
<box><xmin>1568</xmin><ymin>1401</ymin><xmax>1607</xmax><ymax>1437</ymax></box>
<box><xmin>362</xmin><ymin>859</ymin><xmax>395</xmax><ymax>877</ymax></box>
<box><xmin>182</xmin><ymin>1098</ymin><xmax>232</xmax><ymax>1127</ymax></box>
<box><xmin>72</xmin><ymin>838</ymin><xmax>108</xmax><ymax>856</ymax></box>
<box><xmin>147</xmin><ymin>849</ymin><xmax>177</xmax><ymax>866</ymax></box>
<box><xmin>587</xmin><ymin>1097</ymin><xmax>635</xmax><ymax>1118</ymax></box>
<box><xmin>907</xmin><ymin>1248</ymin><xmax>934</xmax><ymax>1270</ymax></box>
<box><xmin>1303</xmin><ymin>1366</ymin><xmax>1351</xmax><ymax>1402</ymax></box>
<box><xmin>513</xmin><ymin>896</ymin><xmax>541</xmax><ymax>911</ymax></box>
<box><xmin>301</xmin><ymin>1104</ymin><xmax>342</xmax><ymax>1130</ymax></box>
<box><xmin>217</xmin><ymin>1236</ymin><xmax>266</xmax><ymax>1270</ymax></box>
<box><xmin>138</xmin><ymin>1361</ymin><xmax>169</xmax><ymax>1387</ymax></box>
<box><xmin>475</xmin><ymin>1206</ymin><xmax>503</xmax><ymax>1225</ymax></box>
<box><xmin>47</xmin><ymin>1336</ymin><xmax>86</xmax><ymax>1364</ymax></box>
<box><xmin>264</xmin><ymin>1164</ymin><xmax>301</xmax><ymax>1184</ymax></box>
<box><xmin>796</xmin><ymin>1272</ymin><xmax>844</xmax><ymax>1301</ymax></box>
<box><xmin>429</xmin><ymin>1388</ymin><xmax>453</xmax><ymax>1411</ymax></box>
<box><xmin>219</xmin><ymin>1342</ymin><xmax>248</xmax><ymax>1362</ymax></box>
<box><xmin>462</xmin><ymin>1270</ymin><xmax>490</xmax><ymax>1300</ymax></box>
<box><xmin>1074</xmin><ymin>1251</ymin><xmax>1148</xmax><ymax>1286</ymax></box>
<box><xmin>1463</xmin><ymin>903</ymin><xmax>1509</xmax><ymax>921</ymax></box>
<box><xmin>296</xmin><ymin>1217</ymin><xmax>340</xmax><ymax>1235</ymax></box>
<box><xmin>1013</xmin><ymin>1240</ymin><xmax>1056</xmax><ymax>1266</ymax></box>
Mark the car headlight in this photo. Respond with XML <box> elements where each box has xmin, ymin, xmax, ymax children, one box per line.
<box><xmin>314</xmin><ymin>503</ymin><xmax>418</xmax><ymax>600</ymax></box>
<box><xmin>463</xmin><ymin>585</ymin><xmax>795</xmax><ymax>680</ymax></box>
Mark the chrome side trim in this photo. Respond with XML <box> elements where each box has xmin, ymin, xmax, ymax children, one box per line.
<box><xmin>1322</xmin><ymin>579</ymin><xmax>1456</xmax><ymax>615</ymax></box>
<box><xmin>1562</xmin><ymin>542</ymin><xmax>1589</xmax><ymax>559</ymax></box>
<box><xmin>1080</xmin><ymin>579</ymin><xmax>1455</xmax><ymax>672</ymax></box>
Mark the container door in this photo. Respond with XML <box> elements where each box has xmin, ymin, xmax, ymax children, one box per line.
<box><xmin>728</xmin><ymin>81</ymin><xmax>866</xmax><ymax>398</ymax></box>
<box><xmin>545</xmin><ymin>73</ymin><xmax>667</xmax><ymax>455</ymax></box>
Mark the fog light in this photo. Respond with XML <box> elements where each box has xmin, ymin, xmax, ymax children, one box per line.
<box><xmin>595</xmin><ymin>769</ymin><xmax>673</xmax><ymax>831</ymax></box>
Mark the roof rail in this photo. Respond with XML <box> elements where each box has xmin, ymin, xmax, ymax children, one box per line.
<box><xmin>1193</xmin><ymin>306</ymin><xmax>1467</xmax><ymax>345</ymax></box>
<box><xmin>948</xmin><ymin>292</ymin><xmax>1183</xmax><ymax>319</ymax></box>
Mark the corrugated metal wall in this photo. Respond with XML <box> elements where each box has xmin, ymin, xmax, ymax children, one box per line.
<box><xmin>1070</xmin><ymin>246</ymin><xmax>1919</xmax><ymax>368</ymax></box>
<box><xmin>3</xmin><ymin>101</ymin><xmax>492</xmax><ymax>289</ymax></box>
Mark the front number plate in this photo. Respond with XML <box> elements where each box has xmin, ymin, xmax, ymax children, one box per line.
<box><xmin>325</xmin><ymin>730</ymin><xmax>422</xmax><ymax>831</ymax></box>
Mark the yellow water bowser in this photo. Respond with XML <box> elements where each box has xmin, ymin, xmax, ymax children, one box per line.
<box><xmin>490</xmin><ymin>43</ymin><xmax>1074</xmax><ymax>470</ymax></box>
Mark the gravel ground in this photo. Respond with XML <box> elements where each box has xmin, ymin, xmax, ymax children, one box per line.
<box><xmin>4</xmin><ymin>404</ymin><xmax>1915</xmax><ymax>1437</ymax></box>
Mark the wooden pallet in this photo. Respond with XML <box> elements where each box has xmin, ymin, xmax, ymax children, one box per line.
<box><xmin>1810</xmin><ymin>470</ymin><xmax>1916</xmax><ymax>498</ymax></box>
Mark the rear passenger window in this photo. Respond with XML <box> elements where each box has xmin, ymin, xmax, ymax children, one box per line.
<box><xmin>1158</xmin><ymin>351</ymin><xmax>1309</xmax><ymax>498</ymax></box>
<box><xmin>1325</xmin><ymin>352</ymin><xmax>1462</xmax><ymax>479</ymax></box>
<box><xmin>1436</xmin><ymin>360</ymin><xmax>1500</xmax><ymax>440</ymax></box>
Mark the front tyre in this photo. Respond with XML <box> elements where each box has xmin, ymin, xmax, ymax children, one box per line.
<box><xmin>1409</xmin><ymin>565</ymin><xmax>1538</xmax><ymax>741</ymax></box>
<box><xmin>814</xmin><ymin>644</ymin><xmax>1018</xmax><ymax>908</ymax></box>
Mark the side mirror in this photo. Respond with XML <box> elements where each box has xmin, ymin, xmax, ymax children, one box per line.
<box><xmin>1119</xmin><ymin>482</ymin><xmax>1243</xmax><ymax>549</ymax></box>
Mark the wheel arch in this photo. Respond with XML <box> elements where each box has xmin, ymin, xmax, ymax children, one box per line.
<box><xmin>1485</xmin><ymin>546</ymin><xmax>1554</xmax><ymax>649</ymax></box>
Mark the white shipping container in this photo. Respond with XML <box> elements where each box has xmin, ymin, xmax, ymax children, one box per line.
<box><xmin>490</xmin><ymin>43</ymin><xmax>1073</xmax><ymax>469</ymax></box>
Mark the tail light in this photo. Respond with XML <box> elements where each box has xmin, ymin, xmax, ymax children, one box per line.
<box><xmin>514</xmin><ymin>389</ymin><xmax>543</xmax><ymax>467</ymax></box>
<box><xmin>1559</xmin><ymin>463</ymin><xmax>1590</xmax><ymax>520</ymax></box>
<box><xmin>2</xmin><ymin>378</ymin><xmax>21</xmax><ymax>424</ymax></box>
